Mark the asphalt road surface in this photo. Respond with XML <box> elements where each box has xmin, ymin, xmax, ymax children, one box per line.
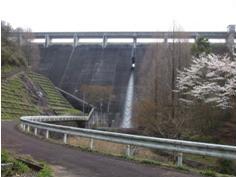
<box><xmin>2</xmin><ymin>121</ymin><xmax>202</xmax><ymax>177</ymax></box>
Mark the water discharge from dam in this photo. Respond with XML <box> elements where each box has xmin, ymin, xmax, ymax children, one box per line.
<box><xmin>121</xmin><ymin>72</ymin><xmax>134</xmax><ymax>128</ymax></box>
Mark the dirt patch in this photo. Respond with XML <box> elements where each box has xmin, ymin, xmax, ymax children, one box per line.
<box><xmin>68</xmin><ymin>136</ymin><xmax>90</xmax><ymax>149</ymax></box>
<box><xmin>51</xmin><ymin>165</ymin><xmax>79</xmax><ymax>177</ymax></box>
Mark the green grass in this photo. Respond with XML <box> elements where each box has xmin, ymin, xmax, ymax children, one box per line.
<box><xmin>37</xmin><ymin>164</ymin><xmax>53</xmax><ymax>177</ymax></box>
<box><xmin>13</xmin><ymin>161</ymin><xmax>30</xmax><ymax>174</ymax></box>
<box><xmin>1</xmin><ymin>65</ymin><xmax>19</xmax><ymax>74</ymax></box>
<box><xmin>2</xmin><ymin>150</ymin><xmax>53</xmax><ymax>177</ymax></box>
<box><xmin>200</xmin><ymin>169</ymin><xmax>217</xmax><ymax>177</ymax></box>
<box><xmin>1</xmin><ymin>71</ymin><xmax>81</xmax><ymax>120</ymax></box>
<box><xmin>1</xmin><ymin>150</ymin><xmax>30</xmax><ymax>176</ymax></box>
<box><xmin>28</xmin><ymin>71</ymin><xmax>80</xmax><ymax>115</ymax></box>
<box><xmin>1</xmin><ymin>75</ymin><xmax>41</xmax><ymax>119</ymax></box>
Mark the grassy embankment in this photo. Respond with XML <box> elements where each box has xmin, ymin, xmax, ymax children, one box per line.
<box><xmin>1</xmin><ymin>71</ymin><xmax>80</xmax><ymax>120</ymax></box>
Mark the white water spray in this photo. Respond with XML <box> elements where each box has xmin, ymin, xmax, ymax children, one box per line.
<box><xmin>121</xmin><ymin>72</ymin><xmax>134</xmax><ymax>128</ymax></box>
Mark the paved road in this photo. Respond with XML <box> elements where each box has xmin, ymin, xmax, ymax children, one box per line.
<box><xmin>2</xmin><ymin>121</ymin><xmax>202</xmax><ymax>177</ymax></box>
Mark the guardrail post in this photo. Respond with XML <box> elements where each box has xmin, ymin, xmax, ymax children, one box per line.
<box><xmin>63</xmin><ymin>134</ymin><xmax>67</xmax><ymax>144</ymax></box>
<box><xmin>126</xmin><ymin>145</ymin><xmax>131</xmax><ymax>157</ymax></box>
<box><xmin>34</xmin><ymin>128</ymin><xmax>37</xmax><ymax>136</ymax></box>
<box><xmin>22</xmin><ymin>124</ymin><xmax>26</xmax><ymax>131</ymax></box>
<box><xmin>90</xmin><ymin>138</ymin><xmax>94</xmax><ymax>150</ymax></box>
<box><xmin>27</xmin><ymin>125</ymin><xmax>30</xmax><ymax>132</ymax></box>
<box><xmin>46</xmin><ymin>130</ymin><xmax>49</xmax><ymax>139</ymax></box>
<box><xmin>176</xmin><ymin>152</ymin><xmax>183</xmax><ymax>167</ymax></box>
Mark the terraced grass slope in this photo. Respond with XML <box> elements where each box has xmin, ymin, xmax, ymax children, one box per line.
<box><xmin>1</xmin><ymin>75</ymin><xmax>40</xmax><ymax>119</ymax></box>
<box><xmin>27</xmin><ymin>72</ymin><xmax>80</xmax><ymax>115</ymax></box>
<box><xmin>1</xmin><ymin>72</ymin><xmax>80</xmax><ymax>120</ymax></box>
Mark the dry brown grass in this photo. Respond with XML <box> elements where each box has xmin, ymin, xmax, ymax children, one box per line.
<box><xmin>68</xmin><ymin>136</ymin><xmax>90</xmax><ymax>149</ymax></box>
<box><xmin>93</xmin><ymin>140</ymin><xmax>125</xmax><ymax>156</ymax></box>
<box><xmin>68</xmin><ymin>135</ymin><xmax>169</xmax><ymax>162</ymax></box>
<box><xmin>135</xmin><ymin>147</ymin><xmax>168</xmax><ymax>162</ymax></box>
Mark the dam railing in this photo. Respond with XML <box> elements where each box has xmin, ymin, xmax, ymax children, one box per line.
<box><xmin>9</xmin><ymin>25</ymin><xmax>236</xmax><ymax>50</ymax></box>
<box><xmin>20</xmin><ymin>115</ymin><xmax>236</xmax><ymax>167</ymax></box>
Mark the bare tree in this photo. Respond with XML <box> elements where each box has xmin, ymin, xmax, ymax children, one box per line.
<box><xmin>20</xmin><ymin>28</ymin><xmax>40</xmax><ymax>69</ymax></box>
<box><xmin>80</xmin><ymin>85</ymin><xmax>114</xmax><ymax>111</ymax></box>
<box><xmin>134</xmin><ymin>24</ymin><xmax>191</xmax><ymax>138</ymax></box>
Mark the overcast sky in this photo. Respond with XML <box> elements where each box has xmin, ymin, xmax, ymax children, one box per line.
<box><xmin>1</xmin><ymin>0</ymin><xmax>236</xmax><ymax>32</ymax></box>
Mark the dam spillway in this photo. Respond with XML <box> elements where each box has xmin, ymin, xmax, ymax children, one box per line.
<box><xmin>37</xmin><ymin>44</ymin><xmax>146</xmax><ymax>126</ymax></box>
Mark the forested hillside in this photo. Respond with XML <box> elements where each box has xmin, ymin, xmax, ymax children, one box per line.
<box><xmin>1</xmin><ymin>21</ymin><xmax>40</xmax><ymax>75</ymax></box>
<box><xmin>1</xmin><ymin>21</ymin><xmax>80</xmax><ymax>119</ymax></box>
<box><xmin>134</xmin><ymin>34</ymin><xmax>236</xmax><ymax>145</ymax></box>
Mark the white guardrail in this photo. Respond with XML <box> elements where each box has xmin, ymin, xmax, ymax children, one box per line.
<box><xmin>20</xmin><ymin>115</ymin><xmax>236</xmax><ymax>167</ymax></box>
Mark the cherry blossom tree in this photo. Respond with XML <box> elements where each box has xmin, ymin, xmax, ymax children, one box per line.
<box><xmin>176</xmin><ymin>54</ymin><xmax>236</xmax><ymax>109</ymax></box>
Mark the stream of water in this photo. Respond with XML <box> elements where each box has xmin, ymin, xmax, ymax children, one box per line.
<box><xmin>121</xmin><ymin>72</ymin><xmax>134</xmax><ymax>128</ymax></box>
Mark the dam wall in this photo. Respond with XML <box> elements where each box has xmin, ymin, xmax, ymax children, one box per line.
<box><xmin>37</xmin><ymin>44</ymin><xmax>146</xmax><ymax>125</ymax></box>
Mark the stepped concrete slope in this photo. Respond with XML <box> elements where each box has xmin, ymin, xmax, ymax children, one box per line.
<box><xmin>37</xmin><ymin>44</ymin><xmax>146</xmax><ymax>123</ymax></box>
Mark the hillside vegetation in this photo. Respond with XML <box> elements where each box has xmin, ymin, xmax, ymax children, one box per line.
<box><xmin>27</xmin><ymin>71</ymin><xmax>80</xmax><ymax>115</ymax></box>
<box><xmin>1</xmin><ymin>21</ymin><xmax>80</xmax><ymax>119</ymax></box>
<box><xmin>135</xmin><ymin>34</ymin><xmax>236</xmax><ymax>145</ymax></box>
<box><xmin>1</xmin><ymin>21</ymin><xmax>31</xmax><ymax>74</ymax></box>
<box><xmin>1</xmin><ymin>74</ymin><xmax>40</xmax><ymax>119</ymax></box>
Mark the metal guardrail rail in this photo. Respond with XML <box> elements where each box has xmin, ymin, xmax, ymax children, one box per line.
<box><xmin>20</xmin><ymin>115</ymin><xmax>236</xmax><ymax>166</ymax></box>
<box><xmin>23</xmin><ymin>115</ymin><xmax>89</xmax><ymax>122</ymax></box>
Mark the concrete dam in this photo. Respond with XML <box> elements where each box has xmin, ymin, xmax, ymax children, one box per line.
<box><xmin>36</xmin><ymin>44</ymin><xmax>147</xmax><ymax>126</ymax></box>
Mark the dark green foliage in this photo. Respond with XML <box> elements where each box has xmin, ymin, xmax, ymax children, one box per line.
<box><xmin>191</xmin><ymin>37</ymin><xmax>211</xmax><ymax>57</ymax></box>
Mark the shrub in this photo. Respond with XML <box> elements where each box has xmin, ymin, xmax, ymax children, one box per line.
<box><xmin>13</xmin><ymin>161</ymin><xmax>30</xmax><ymax>174</ymax></box>
<box><xmin>200</xmin><ymin>169</ymin><xmax>216</xmax><ymax>177</ymax></box>
<box><xmin>37</xmin><ymin>164</ymin><xmax>53</xmax><ymax>177</ymax></box>
<box><xmin>218</xmin><ymin>159</ymin><xmax>235</xmax><ymax>175</ymax></box>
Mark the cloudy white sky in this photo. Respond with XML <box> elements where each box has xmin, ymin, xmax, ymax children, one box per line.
<box><xmin>1</xmin><ymin>0</ymin><xmax>236</xmax><ymax>32</ymax></box>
